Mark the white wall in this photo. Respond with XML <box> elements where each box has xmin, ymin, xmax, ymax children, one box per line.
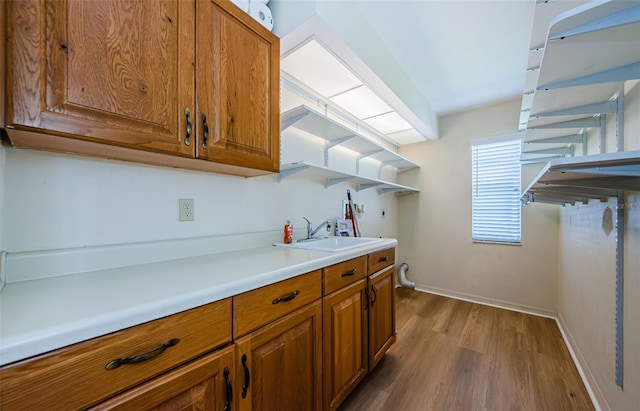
<box><xmin>557</xmin><ymin>80</ymin><xmax>640</xmax><ymax>410</ymax></box>
<box><xmin>397</xmin><ymin>98</ymin><xmax>559</xmax><ymax>314</ymax></box>
<box><xmin>1</xmin><ymin>143</ymin><xmax>398</xmax><ymax>254</ymax></box>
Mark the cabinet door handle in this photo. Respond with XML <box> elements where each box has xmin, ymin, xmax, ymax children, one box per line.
<box><xmin>364</xmin><ymin>287</ymin><xmax>369</xmax><ymax>311</ymax></box>
<box><xmin>378</xmin><ymin>256</ymin><xmax>389</xmax><ymax>263</ymax></box>
<box><xmin>341</xmin><ymin>269</ymin><xmax>356</xmax><ymax>277</ymax></box>
<box><xmin>371</xmin><ymin>285</ymin><xmax>377</xmax><ymax>307</ymax></box>
<box><xmin>241</xmin><ymin>353</ymin><xmax>250</xmax><ymax>398</ymax></box>
<box><xmin>104</xmin><ymin>338</ymin><xmax>180</xmax><ymax>370</ymax></box>
<box><xmin>272</xmin><ymin>290</ymin><xmax>299</xmax><ymax>304</ymax></box>
<box><xmin>224</xmin><ymin>367</ymin><xmax>233</xmax><ymax>411</ymax></box>
<box><xmin>201</xmin><ymin>114</ymin><xmax>209</xmax><ymax>149</ymax></box>
<box><xmin>184</xmin><ymin>108</ymin><xmax>192</xmax><ymax>146</ymax></box>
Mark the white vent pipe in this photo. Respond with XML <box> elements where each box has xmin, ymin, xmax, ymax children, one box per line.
<box><xmin>397</xmin><ymin>263</ymin><xmax>414</xmax><ymax>289</ymax></box>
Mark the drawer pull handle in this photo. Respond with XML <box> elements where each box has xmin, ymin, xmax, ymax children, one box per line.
<box><xmin>272</xmin><ymin>290</ymin><xmax>299</xmax><ymax>304</ymax></box>
<box><xmin>241</xmin><ymin>353</ymin><xmax>250</xmax><ymax>398</ymax></box>
<box><xmin>364</xmin><ymin>287</ymin><xmax>369</xmax><ymax>311</ymax></box>
<box><xmin>341</xmin><ymin>269</ymin><xmax>357</xmax><ymax>277</ymax></box>
<box><xmin>371</xmin><ymin>285</ymin><xmax>377</xmax><ymax>307</ymax></box>
<box><xmin>105</xmin><ymin>338</ymin><xmax>180</xmax><ymax>370</ymax></box>
<box><xmin>201</xmin><ymin>113</ymin><xmax>209</xmax><ymax>149</ymax></box>
<box><xmin>184</xmin><ymin>108</ymin><xmax>192</xmax><ymax>146</ymax></box>
<box><xmin>224</xmin><ymin>367</ymin><xmax>233</xmax><ymax>411</ymax></box>
<box><xmin>378</xmin><ymin>256</ymin><xmax>389</xmax><ymax>263</ymax></box>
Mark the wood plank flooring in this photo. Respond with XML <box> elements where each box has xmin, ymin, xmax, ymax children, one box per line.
<box><xmin>338</xmin><ymin>289</ymin><xmax>594</xmax><ymax>411</ymax></box>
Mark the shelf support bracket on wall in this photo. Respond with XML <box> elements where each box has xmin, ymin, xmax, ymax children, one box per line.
<box><xmin>356</xmin><ymin>149</ymin><xmax>384</xmax><ymax>174</ymax></box>
<box><xmin>536</xmin><ymin>61</ymin><xmax>640</xmax><ymax>90</ymax></box>
<box><xmin>530</xmin><ymin>185</ymin><xmax>616</xmax><ymax>198</ymax></box>
<box><xmin>377</xmin><ymin>159</ymin><xmax>404</xmax><ymax>179</ymax></box>
<box><xmin>280</xmin><ymin>110</ymin><xmax>309</xmax><ymax>131</ymax></box>
<box><xmin>521</xmin><ymin>155</ymin><xmax>567</xmax><ymax>165</ymax></box>
<box><xmin>359</xmin><ymin>149</ymin><xmax>384</xmax><ymax>159</ymax></box>
<box><xmin>534</xmin><ymin>198</ymin><xmax>575</xmax><ymax>206</ymax></box>
<box><xmin>521</xmin><ymin>133</ymin><xmax>588</xmax><ymax>163</ymax></box>
<box><xmin>356</xmin><ymin>182</ymin><xmax>383</xmax><ymax>192</ymax></box>
<box><xmin>276</xmin><ymin>164</ymin><xmax>310</xmax><ymax>182</ymax></box>
<box><xmin>535</xmin><ymin>176</ymin><xmax>640</xmax><ymax>191</ymax></box>
<box><xmin>532</xmin><ymin>99</ymin><xmax>617</xmax><ymax>118</ymax></box>
<box><xmin>325</xmin><ymin>177</ymin><xmax>354</xmax><ymax>188</ymax></box>
<box><xmin>528</xmin><ymin>117</ymin><xmax>602</xmax><ymax>130</ymax></box>
<box><xmin>394</xmin><ymin>190</ymin><xmax>416</xmax><ymax>197</ymax></box>
<box><xmin>327</xmin><ymin>136</ymin><xmax>356</xmax><ymax>149</ymax></box>
<box><xmin>529</xmin><ymin>191</ymin><xmax>599</xmax><ymax>204</ymax></box>
<box><xmin>549</xmin><ymin>5</ymin><xmax>640</xmax><ymax>40</ymax></box>
<box><xmin>382</xmin><ymin>159</ymin><xmax>403</xmax><ymax>167</ymax></box>
<box><xmin>325</xmin><ymin>136</ymin><xmax>356</xmax><ymax>167</ymax></box>
<box><xmin>524</xmin><ymin>133</ymin><xmax>585</xmax><ymax>145</ymax></box>
<box><xmin>377</xmin><ymin>187</ymin><xmax>412</xmax><ymax>196</ymax></box>
<box><xmin>522</xmin><ymin>147</ymin><xmax>573</xmax><ymax>157</ymax></box>
<box><xmin>553</xmin><ymin>164</ymin><xmax>640</xmax><ymax>177</ymax></box>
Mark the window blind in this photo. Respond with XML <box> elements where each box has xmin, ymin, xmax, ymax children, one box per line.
<box><xmin>471</xmin><ymin>137</ymin><xmax>522</xmax><ymax>244</ymax></box>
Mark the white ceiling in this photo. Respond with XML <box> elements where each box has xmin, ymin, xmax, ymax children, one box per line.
<box><xmin>353</xmin><ymin>0</ymin><xmax>536</xmax><ymax>116</ymax></box>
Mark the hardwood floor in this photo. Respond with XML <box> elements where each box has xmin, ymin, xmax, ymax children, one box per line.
<box><xmin>338</xmin><ymin>289</ymin><xmax>594</xmax><ymax>411</ymax></box>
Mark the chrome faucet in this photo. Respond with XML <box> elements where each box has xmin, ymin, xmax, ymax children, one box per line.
<box><xmin>302</xmin><ymin>217</ymin><xmax>331</xmax><ymax>240</ymax></box>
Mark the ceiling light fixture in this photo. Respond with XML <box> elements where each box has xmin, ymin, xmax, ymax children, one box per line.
<box><xmin>281</xmin><ymin>39</ymin><xmax>426</xmax><ymax>145</ymax></box>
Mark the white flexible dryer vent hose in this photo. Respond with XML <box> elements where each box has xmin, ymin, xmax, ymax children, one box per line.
<box><xmin>397</xmin><ymin>263</ymin><xmax>415</xmax><ymax>289</ymax></box>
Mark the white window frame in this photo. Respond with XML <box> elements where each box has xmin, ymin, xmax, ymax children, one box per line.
<box><xmin>471</xmin><ymin>133</ymin><xmax>523</xmax><ymax>245</ymax></box>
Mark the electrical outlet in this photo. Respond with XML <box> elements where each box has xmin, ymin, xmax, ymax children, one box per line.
<box><xmin>179</xmin><ymin>199</ymin><xmax>194</xmax><ymax>221</ymax></box>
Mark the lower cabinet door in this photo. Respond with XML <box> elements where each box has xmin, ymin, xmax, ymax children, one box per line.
<box><xmin>322</xmin><ymin>279</ymin><xmax>369</xmax><ymax>411</ymax></box>
<box><xmin>368</xmin><ymin>265</ymin><xmax>396</xmax><ymax>371</ymax></box>
<box><xmin>90</xmin><ymin>345</ymin><xmax>236</xmax><ymax>411</ymax></box>
<box><xmin>235</xmin><ymin>300</ymin><xmax>323</xmax><ymax>411</ymax></box>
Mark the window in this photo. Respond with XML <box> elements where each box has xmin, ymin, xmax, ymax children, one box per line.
<box><xmin>471</xmin><ymin>135</ymin><xmax>522</xmax><ymax>244</ymax></box>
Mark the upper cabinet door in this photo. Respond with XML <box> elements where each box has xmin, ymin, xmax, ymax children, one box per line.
<box><xmin>196</xmin><ymin>0</ymin><xmax>280</xmax><ymax>172</ymax></box>
<box><xmin>6</xmin><ymin>0</ymin><xmax>195</xmax><ymax>157</ymax></box>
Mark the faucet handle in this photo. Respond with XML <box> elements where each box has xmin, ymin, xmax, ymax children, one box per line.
<box><xmin>302</xmin><ymin>217</ymin><xmax>312</xmax><ymax>227</ymax></box>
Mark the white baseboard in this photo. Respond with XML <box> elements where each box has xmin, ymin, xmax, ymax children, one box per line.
<box><xmin>413</xmin><ymin>283</ymin><xmax>557</xmax><ymax>318</ymax></box>
<box><xmin>556</xmin><ymin>313</ymin><xmax>607</xmax><ymax>411</ymax></box>
<box><xmin>407</xmin><ymin>285</ymin><xmax>603</xmax><ymax>411</ymax></box>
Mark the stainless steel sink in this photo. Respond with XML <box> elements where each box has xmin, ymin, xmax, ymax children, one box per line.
<box><xmin>273</xmin><ymin>237</ymin><xmax>383</xmax><ymax>253</ymax></box>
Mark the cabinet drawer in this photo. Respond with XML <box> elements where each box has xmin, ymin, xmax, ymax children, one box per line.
<box><xmin>88</xmin><ymin>345</ymin><xmax>235</xmax><ymax>411</ymax></box>
<box><xmin>323</xmin><ymin>256</ymin><xmax>367</xmax><ymax>295</ymax></box>
<box><xmin>233</xmin><ymin>270</ymin><xmax>322</xmax><ymax>337</ymax></box>
<box><xmin>0</xmin><ymin>299</ymin><xmax>232</xmax><ymax>411</ymax></box>
<box><xmin>368</xmin><ymin>247</ymin><xmax>395</xmax><ymax>275</ymax></box>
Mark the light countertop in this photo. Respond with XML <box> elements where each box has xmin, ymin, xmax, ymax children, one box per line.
<box><xmin>0</xmin><ymin>239</ymin><xmax>397</xmax><ymax>366</ymax></box>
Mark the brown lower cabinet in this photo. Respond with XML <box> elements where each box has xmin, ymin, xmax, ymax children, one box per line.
<box><xmin>368</xmin><ymin>265</ymin><xmax>397</xmax><ymax>371</ymax></box>
<box><xmin>0</xmin><ymin>248</ymin><xmax>395</xmax><ymax>411</ymax></box>
<box><xmin>235</xmin><ymin>300</ymin><xmax>323</xmax><ymax>411</ymax></box>
<box><xmin>89</xmin><ymin>345</ymin><xmax>236</xmax><ymax>411</ymax></box>
<box><xmin>323</xmin><ymin>278</ymin><xmax>369</xmax><ymax>411</ymax></box>
<box><xmin>322</xmin><ymin>249</ymin><xmax>396</xmax><ymax>411</ymax></box>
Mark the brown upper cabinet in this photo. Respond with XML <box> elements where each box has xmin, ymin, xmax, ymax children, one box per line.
<box><xmin>4</xmin><ymin>0</ymin><xmax>280</xmax><ymax>177</ymax></box>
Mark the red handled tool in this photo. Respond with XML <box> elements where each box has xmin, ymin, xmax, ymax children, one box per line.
<box><xmin>347</xmin><ymin>189</ymin><xmax>360</xmax><ymax>237</ymax></box>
